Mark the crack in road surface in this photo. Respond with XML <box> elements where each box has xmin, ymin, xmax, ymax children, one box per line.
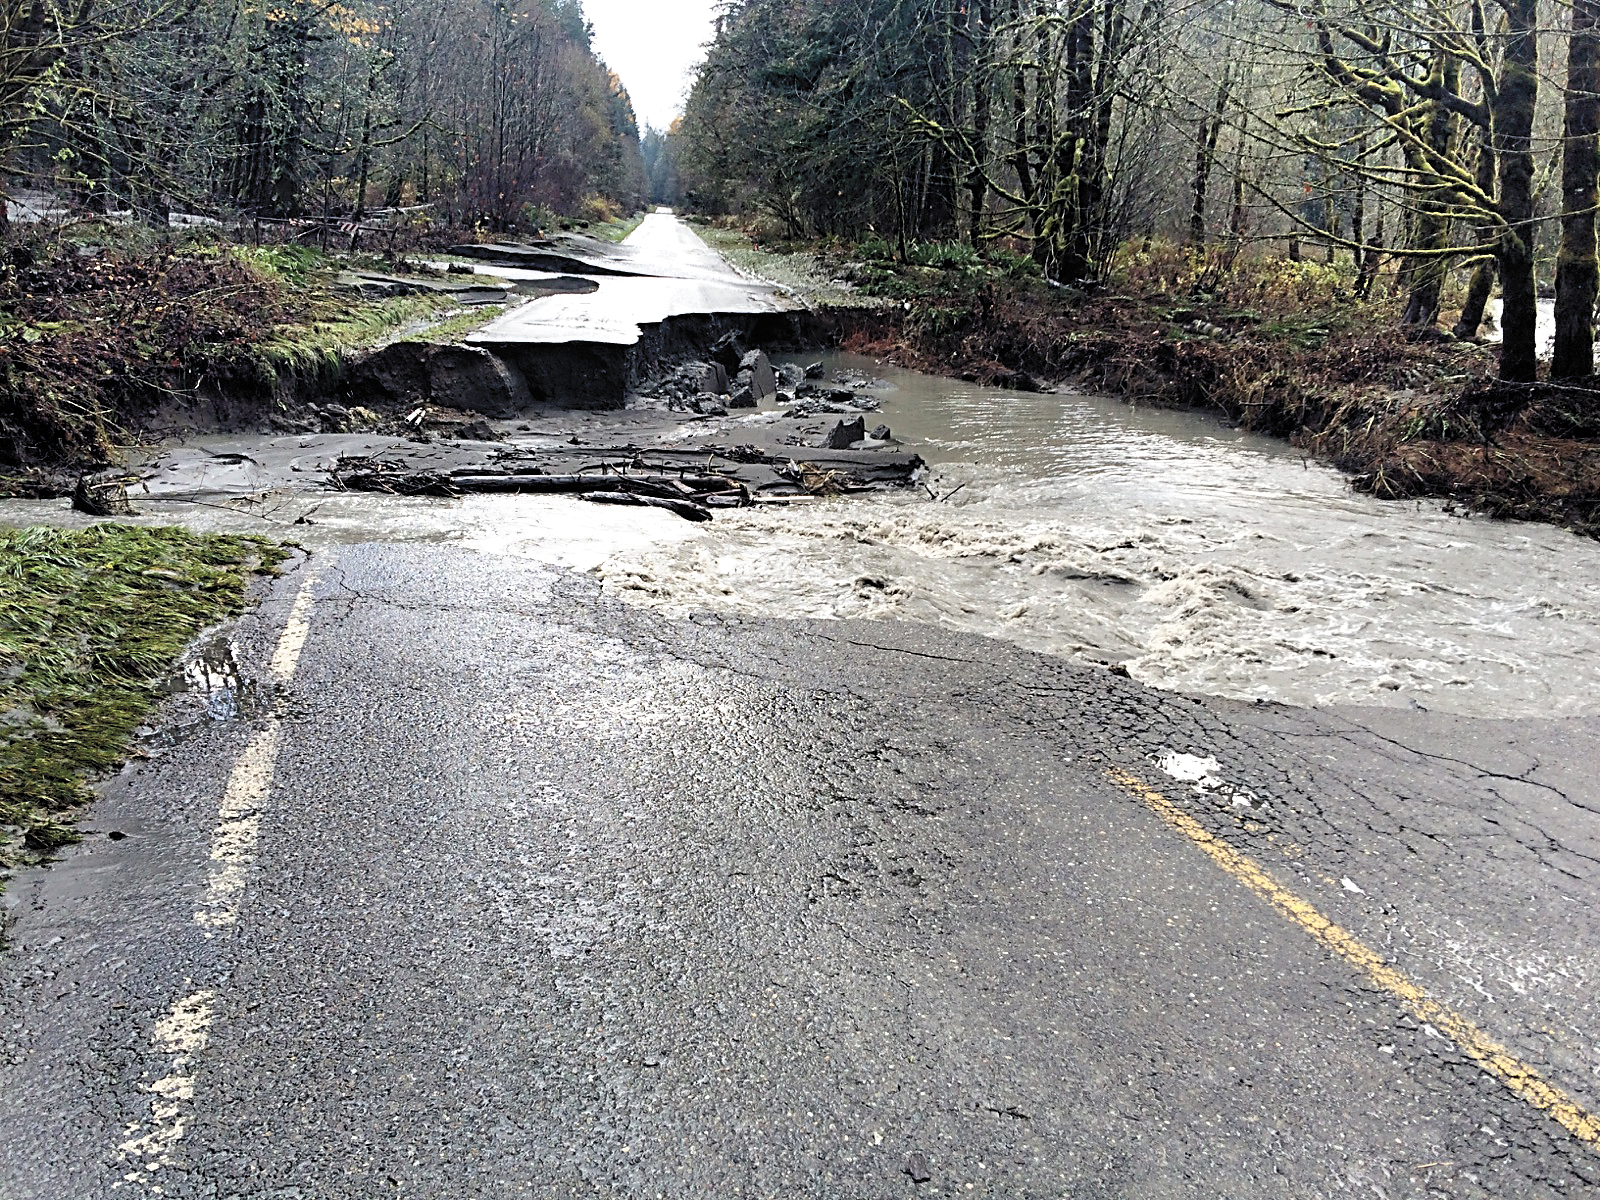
<box><xmin>1108</xmin><ymin>765</ymin><xmax>1600</xmax><ymax>1153</ymax></box>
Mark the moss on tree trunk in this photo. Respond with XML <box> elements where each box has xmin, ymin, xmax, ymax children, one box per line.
<box><xmin>1554</xmin><ymin>0</ymin><xmax>1600</xmax><ymax>378</ymax></box>
<box><xmin>1494</xmin><ymin>0</ymin><xmax>1541</xmax><ymax>383</ymax></box>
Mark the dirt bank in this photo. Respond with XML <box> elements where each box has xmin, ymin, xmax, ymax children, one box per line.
<box><xmin>0</xmin><ymin>225</ymin><xmax>846</xmax><ymax>496</ymax></box>
<box><xmin>0</xmin><ymin>234</ymin><xmax>512</xmax><ymax>489</ymax></box>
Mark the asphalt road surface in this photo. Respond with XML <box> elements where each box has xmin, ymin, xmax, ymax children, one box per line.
<box><xmin>466</xmin><ymin>211</ymin><xmax>801</xmax><ymax>348</ymax></box>
<box><xmin>2</xmin><ymin>543</ymin><xmax>1598</xmax><ymax>1198</ymax></box>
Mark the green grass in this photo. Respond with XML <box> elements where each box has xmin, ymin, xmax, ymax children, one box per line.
<box><xmin>399</xmin><ymin>303</ymin><xmax>508</xmax><ymax>344</ymax></box>
<box><xmin>690</xmin><ymin>225</ymin><xmax>879</xmax><ymax>308</ymax></box>
<box><xmin>227</xmin><ymin>243</ymin><xmax>328</xmax><ymax>285</ymax></box>
<box><xmin>258</xmin><ymin>290</ymin><xmax>462</xmax><ymax>376</ymax></box>
<box><xmin>588</xmin><ymin>212</ymin><xmax>647</xmax><ymax>243</ymax></box>
<box><xmin>210</xmin><ymin>244</ymin><xmax>480</xmax><ymax>375</ymax></box>
<box><xmin>0</xmin><ymin>525</ymin><xmax>285</xmax><ymax>871</ymax></box>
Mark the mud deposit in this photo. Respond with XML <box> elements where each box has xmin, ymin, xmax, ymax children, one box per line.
<box><xmin>595</xmin><ymin>353</ymin><xmax>1600</xmax><ymax>718</ymax></box>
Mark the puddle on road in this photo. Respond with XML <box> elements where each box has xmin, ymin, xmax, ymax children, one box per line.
<box><xmin>145</xmin><ymin>632</ymin><xmax>275</xmax><ymax>747</ymax></box>
<box><xmin>159</xmin><ymin>633</ymin><xmax>268</xmax><ymax>717</ymax></box>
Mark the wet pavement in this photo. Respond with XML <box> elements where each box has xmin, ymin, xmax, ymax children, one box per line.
<box><xmin>465</xmin><ymin>211</ymin><xmax>803</xmax><ymax>348</ymax></box>
<box><xmin>1</xmin><ymin>548</ymin><xmax>1597</xmax><ymax>1197</ymax></box>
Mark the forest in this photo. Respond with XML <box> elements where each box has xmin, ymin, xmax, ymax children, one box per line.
<box><xmin>678</xmin><ymin>0</ymin><xmax>1600</xmax><ymax>384</ymax></box>
<box><xmin>0</xmin><ymin>0</ymin><xmax>647</xmax><ymax>234</ymax></box>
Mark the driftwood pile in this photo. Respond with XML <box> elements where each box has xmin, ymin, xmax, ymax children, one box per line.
<box><xmin>329</xmin><ymin>444</ymin><xmax>926</xmax><ymax>522</ymax></box>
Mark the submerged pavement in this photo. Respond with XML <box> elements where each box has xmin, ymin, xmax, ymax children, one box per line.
<box><xmin>466</xmin><ymin>210</ymin><xmax>802</xmax><ymax>348</ymax></box>
<box><xmin>2</xmin><ymin>544</ymin><xmax>1598</xmax><ymax>1198</ymax></box>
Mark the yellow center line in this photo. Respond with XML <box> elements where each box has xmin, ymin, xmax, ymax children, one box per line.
<box><xmin>1107</xmin><ymin>766</ymin><xmax>1600</xmax><ymax>1153</ymax></box>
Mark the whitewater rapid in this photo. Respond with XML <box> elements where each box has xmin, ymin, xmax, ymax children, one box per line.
<box><xmin>595</xmin><ymin>353</ymin><xmax>1600</xmax><ymax>718</ymax></box>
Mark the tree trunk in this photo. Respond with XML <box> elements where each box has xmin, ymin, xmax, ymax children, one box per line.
<box><xmin>1228</xmin><ymin>119</ymin><xmax>1248</xmax><ymax>239</ymax></box>
<box><xmin>1402</xmin><ymin>57</ymin><xmax>1461</xmax><ymax>333</ymax></box>
<box><xmin>1494</xmin><ymin>0</ymin><xmax>1541</xmax><ymax>382</ymax></box>
<box><xmin>966</xmin><ymin>0</ymin><xmax>993</xmax><ymax>245</ymax></box>
<box><xmin>1356</xmin><ymin>196</ymin><xmax>1385</xmax><ymax>300</ymax></box>
<box><xmin>1454</xmin><ymin>135</ymin><xmax>1501</xmax><ymax>338</ymax></box>
<box><xmin>352</xmin><ymin>54</ymin><xmax>382</xmax><ymax>221</ymax></box>
<box><xmin>1457</xmin><ymin>260</ymin><xmax>1500</xmax><ymax>337</ymax></box>
<box><xmin>1190</xmin><ymin>71</ymin><xmax>1233</xmax><ymax>248</ymax></box>
<box><xmin>1350</xmin><ymin>134</ymin><xmax>1368</xmax><ymax>275</ymax></box>
<box><xmin>1554</xmin><ymin>0</ymin><xmax>1600</xmax><ymax>377</ymax></box>
<box><xmin>1056</xmin><ymin>0</ymin><xmax>1099</xmax><ymax>281</ymax></box>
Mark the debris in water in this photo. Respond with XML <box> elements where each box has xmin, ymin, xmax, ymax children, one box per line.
<box><xmin>581</xmin><ymin>491</ymin><xmax>711</xmax><ymax>522</ymax></box>
<box><xmin>327</xmin><ymin>444</ymin><xmax>925</xmax><ymax>510</ymax></box>
<box><xmin>72</xmin><ymin>470</ymin><xmax>139</xmax><ymax>516</ymax></box>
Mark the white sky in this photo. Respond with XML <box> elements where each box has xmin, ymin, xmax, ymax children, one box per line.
<box><xmin>583</xmin><ymin>0</ymin><xmax>720</xmax><ymax>133</ymax></box>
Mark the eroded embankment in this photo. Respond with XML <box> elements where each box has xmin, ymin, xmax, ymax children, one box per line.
<box><xmin>818</xmin><ymin>295</ymin><xmax>1600</xmax><ymax>536</ymax></box>
<box><xmin>0</xmin><ymin>239</ymin><xmax>514</xmax><ymax>491</ymax></box>
<box><xmin>0</xmin><ymin>245</ymin><xmax>841</xmax><ymax>495</ymax></box>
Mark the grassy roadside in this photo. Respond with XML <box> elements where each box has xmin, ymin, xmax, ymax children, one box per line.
<box><xmin>587</xmin><ymin>212</ymin><xmax>648</xmax><ymax>243</ymax></box>
<box><xmin>0</xmin><ymin>524</ymin><xmax>286</xmax><ymax>877</ymax></box>
<box><xmin>689</xmin><ymin>221</ymin><xmax>877</xmax><ymax>308</ymax></box>
<box><xmin>699</xmin><ymin>222</ymin><xmax>1600</xmax><ymax>535</ymax></box>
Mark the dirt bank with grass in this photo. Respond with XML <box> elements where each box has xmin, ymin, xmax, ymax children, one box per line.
<box><xmin>695</xmin><ymin>219</ymin><xmax>1600</xmax><ymax>536</ymax></box>
<box><xmin>0</xmin><ymin>228</ymin><xmax>534</xmax><ymax>493</ymax></box>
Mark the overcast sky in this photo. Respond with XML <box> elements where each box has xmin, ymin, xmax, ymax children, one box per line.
<box><xmin>583</xmin><ymin>0</ymin><xmax>719</xmax><ymax>133</ymax></box>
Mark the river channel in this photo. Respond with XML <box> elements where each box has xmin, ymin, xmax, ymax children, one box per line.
<box><xmin>4</xmin><ymin>351</ymin><xmax>1595</xmax><ymax>720</ymax></box>
<box><xmin>597</xmin><ymin>352</ymin><xmax>1600</xmax><ymax>719</ymax></box>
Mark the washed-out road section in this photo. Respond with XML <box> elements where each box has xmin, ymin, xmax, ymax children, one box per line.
<box><xmin>1</xmin><ymin>544</ymin><xmax>1597</xmax><ymax>1198</ymax></box>
<box><xmin>465</xmin><ymin>210</ymin><xmax>803</xmax><ymax>349</ymax></box>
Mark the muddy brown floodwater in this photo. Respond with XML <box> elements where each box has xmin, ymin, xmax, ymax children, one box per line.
<box><xmin>596</xmin><ymin>352</ymin><xmax>1600</xmax><ymax>718</ymax></box>
<box><xmin>3</xmin><ymin>350</ymin><xmax>1596</xmax><ymax>718</ymax></box>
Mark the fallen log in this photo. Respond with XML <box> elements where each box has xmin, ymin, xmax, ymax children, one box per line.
<box><xmin>581</xmin><ymin>491</ymin><xmax>712</xmax><ymax>522</ymax></box>
<box><xmin>327</xmin><ymin>445</ymin><xmax>924</xmax><ymax>506</ymax></box>
<box><xmin>335</xmin><ymin>468</ymin><xmax>748</xmax><ymax>506</ymax></box>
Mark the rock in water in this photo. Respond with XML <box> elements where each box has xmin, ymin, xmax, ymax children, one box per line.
<box><xmin>710</xmin><ymin>331</ymin><xmax>746</xmax><ymax>371</ymax></box>
<box><xmin>804</xmin><ymin>361</ymin><xmax>826</xmax><ymax>379</ymax></box>
<box><xmin>690</xmin><ymin>361</ymin><xmax>728</xmax><ymax>395</ymax></box>
<box><xmin>738</xmin><ymin>349</ymin><xmax>777</xmax><ymax>401</ymax></box>
<box><xmin>870</xmin><ymin>424</ymin><xmax>892</xmax><ymax>441</ymax></box>
<box><xmin>776</xmin><ymin>362</ymin><xmax>806</xmax><ymax>388</ymax></box>
<box><xmin>728</xmin><ymin>386</ymin><xmax>756</xmax><ymax>409</ymax></box>
<box><xmin>824</xmin><ymin>416</ymin><xmax>866</xmax><ymax>449</ymax></box>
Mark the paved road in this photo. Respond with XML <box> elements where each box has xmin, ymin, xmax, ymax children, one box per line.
<box><xmin>2</xmin><ymin>543</ymin><xmax>1597</xmax><ymax>1197</ymax></box>
<box><xmin>466</xmin><ymin>211</ymin><xmax>801</xmax><ymax>348</ymax></box>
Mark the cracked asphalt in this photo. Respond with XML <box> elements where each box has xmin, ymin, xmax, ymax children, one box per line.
<box><xmin>2</xmin><ymin>542</ymin><xmax>1598</xmax><ymax>1197</ymax></box>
